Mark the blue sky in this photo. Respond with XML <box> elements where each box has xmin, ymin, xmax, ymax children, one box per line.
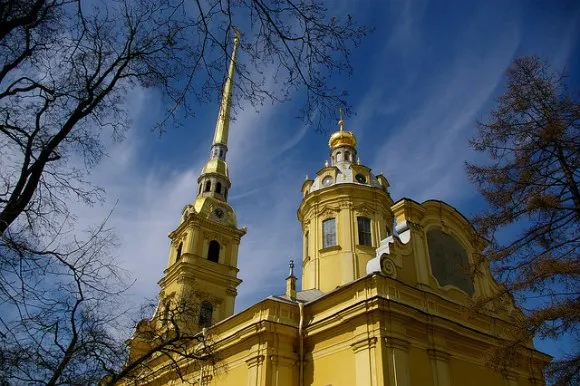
<box><xmin>74</xmin><ymin>0</ymin><xmax>579</xmax><ymax>363</ymax></box>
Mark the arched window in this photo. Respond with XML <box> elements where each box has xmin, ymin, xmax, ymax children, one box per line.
<box><xmin>215</xmin><ymin>182</ymin><xmax>222</xmax><ymax>194</ymax></box>
<box><xmin>199</xmin><ymin>301</ymin><xmax>213</xmax><ymax>328</ymax></box>
<box><xmin>208</xmin><ymin>240</ymin><xmax>220</xmax><ymax>263</ymax></box>
<box><xmin>304</xmin><ymin>231</ymin><xmax>309</xmax><ymax>258</ymax></box>
<box><xmin>322</xmin><ymin>218</ymin><xmax>336</xmax><ymax>248</ymax></box>
<box><xmin>357</xmin><ymin>217</ymin><xmax>372</xmax><ymax>246</ymax></box>
<box><xmin>219</xmin><ymin>149</ymin><xmax>223</xmax><ymax>157</ymax></box>
<box><xmin>345</xmin><ymin>151</ymin><xmax>351</xmax><ymax>162</ymax></box>
<box><xmin>336</xmin><ymin>152</ymin><xmax>343</xmax><ymax>162</ymax></box>
<box><xmin>224</xmin><ymin>188</ymin><xmax>228</xmax><ymax>199</ymax></box>
<box><xmin>198</xmin><ymin>184</ymin><xmax>202</xmax><ymax>194</ymax></box>
<box><xmin>176</xmin><ymin>242</ymin><xmax>183</xmax><ymax>261</ymax></box>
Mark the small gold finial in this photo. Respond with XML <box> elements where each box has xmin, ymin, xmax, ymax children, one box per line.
<box><xmin>357</xmin><ymin>157</ymin><xmax>361</xmax><ymax>165</ymax></box>
<box><xmin>233</xmin><ymin>27</ymin><xmax>240</xmax><ymax>45</ymax></box>
<box><xmin>325</xmin><ymin>160</ymin><xmax>329</xmax><ymax>167</ymax></box>
<box><xmin>338</xmin><ymin>108</ymin><xmax>345</xmax><ymax>132</ymax></box>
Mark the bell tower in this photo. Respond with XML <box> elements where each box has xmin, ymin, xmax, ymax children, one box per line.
<box><xmin>298</xmin><ymin>112</ymin><xmax>394</xmax><ymax>292</ymax></box>
<box><xmin>157</xmin><ymin>30</ymin><xmax>245</xmax><ymax>330</ymax></box>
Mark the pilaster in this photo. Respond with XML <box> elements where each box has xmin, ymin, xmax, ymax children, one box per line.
<box><xmin>246</xmin><ymin>354</ymin><xmax>265</xmax><ymax>386</ymax></box>
<box><xmin>269</xmin><ymin>355</ymin><xmax>297</xmax><ymax>386</ymax></box>
<box><xmin>503</xmin><ymin>371</ymin><xmax>519</xmax><ymax>386</ymax></box>
<box><xmin>351</xmin><ymin>337</ymin><xmax>379</xmax><ymax>386</ymax></box>
<box><xmin>384</xmin><ymin>337</ymin><xmax>411</xmax><ymax>386</ymax></box>
<box><xmin>427</xmin><ymin>349</ymin><xmax>451</xmax><ymax>386</ymax></box>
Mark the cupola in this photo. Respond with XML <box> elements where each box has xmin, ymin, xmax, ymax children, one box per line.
<box><xmin>329</xmin><ymin>109</ymin><xmax>357</xmax><ymax>165</ymax></box>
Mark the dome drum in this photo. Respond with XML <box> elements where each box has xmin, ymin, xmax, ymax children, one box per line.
<box><xmin>331</xmin><ymin>145</ymin><xmax>357</xmax><ymax>165</ymax></box>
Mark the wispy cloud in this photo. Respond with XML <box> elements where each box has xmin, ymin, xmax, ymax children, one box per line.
<box><xmin>387</xmin><ymin>0</ymin><xmax>429</xmax><ymax>56</ymax></box>
<box><xmin>65</xmin><ymin>81</ymin><xmax>309</xmax><ymax>312</ymax></box>
<box><xmin>370</xmin><ymin>10</ymin><xmax>521</xmax><ymax>204</ymax></box>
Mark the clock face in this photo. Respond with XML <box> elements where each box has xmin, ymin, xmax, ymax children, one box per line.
<box><xmin>322</xmin><ymin>175</ymin><xmax>333</xmax><ymax>187</ymax></box>
<box><xmin>213</xmin><ymin>208</ymin><xmax>225</xmax><ymax>219</ymax></box>
<box><xmin>355</xmin><ymin>174</ymin><xmax>366</xmax><ymax>183</ymax></box>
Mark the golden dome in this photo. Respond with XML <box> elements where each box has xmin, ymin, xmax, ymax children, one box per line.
<box><xmin>328</xmin><ymin>117</ymin><xmax>357</xmax><ymax>149</ymax></box>
<box><xmin>329</xmin><ymin>129</ymin><xmax>357</xmax><ymax>149</ymax></box>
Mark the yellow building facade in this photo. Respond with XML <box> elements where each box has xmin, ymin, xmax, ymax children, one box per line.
<box><xmin>125</xmin><ymin>35</ymin><xmax>550</xmax><ymax>386</ymax></box>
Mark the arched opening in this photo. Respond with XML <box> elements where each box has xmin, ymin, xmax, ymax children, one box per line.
<box><xmin>224</xmin><ymin>188</ymin><xmax>228</xmax><ymax>199</ymax></box>
<box><xmin>176</xmin><ymin>242</ymin><xmax>183</xmax><ymax>261</ymax></box>
<box><xmin>204</xmin><ymin>180</ymin><xmax>211</xmax><ymax>192</ymax></box>
<box><xmin>208</xmin><ymin>240</ymin><xmax>220</xmax><ymax>263</ymax></box>
<box><xmin>345</xmin><ymin>151</ymin><xmax>351</xmax><ymax>162</ymax></box>
<box><xmin>198</xmin><ymin>184</ymin><xmax>202</xmax><ymax>194</ymax></box>
<box><xmin>199</xmin><ymin>301</ymin><xmax>213</xmax><ymax>328</ymax></box>
<box><xmin>336</xmin><ymin>152</ymin><xmax>343</xmax><ymax>162</ymax></box>
<box><xmin>215</xmin><ymin>182</ymin><xmax>222</xmax><ymax>194</ymax></box>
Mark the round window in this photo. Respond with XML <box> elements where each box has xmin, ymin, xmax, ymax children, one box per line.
<box><xmin>355</xmin><ymin>174</ymin><xmax>366</xmax><ymax>183</ymax></box>
<box><xmin>322</xmin><ymin>175</ymin><xmax>333</xmax><ymax>187</ymax></box>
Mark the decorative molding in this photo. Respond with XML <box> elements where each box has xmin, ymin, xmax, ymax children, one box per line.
<box><xmin>351</xmin><ymin>337</ymin><xmax>378</xmax><ymax>353</ymax></box>
<box><xmin>320</xmin><ymin>207</ymin><xmax>340</xmax><ymax>218</ymax></box>
<box><xmin>246</xmin><ymin>354</ymin><xmax>265</xmax><ymax>368</ymax></box>
<box><xmin>384</xmin><ymin>336</ymin><xmax>410</xmax><ymax>351</ymax></box>
<box><xmin>353</xmin><ymin>203</ymin><xmax>373</xmax><ymax>216</ymax></box>
<box><xmin>528</xmin><ymin>377</ymin><xmax>543</xmax><ymax>386</ymax></box>
<box><xmin>319</xmin><ymin>245</ymin><xmax>342</xmax><ymax>253</ymax></box>
<box><xmin>226</xmin><ymin>287</ymin><xmax>238</xmax><ymax>296</ymax></box>
<box><xmin>381</xmin><ymin>257</ymin><xmax>397</xmax><ymax>279</ymax></box>
<box><xmin>204</xmin><ymin>231</ymin><xmax>227</xmax><ymax>245</ymax></box>
<box><xmin>269</xmin><ymin>355</ymin><xmax>296</xmax><ymax>367</ymax></box>
<box><xmin>503</xmin><ymin>371</ymin><xmax>519</xmax><ymax>381</ymax></box>
<box><xmin>339</xmin><ymin>201</ymin><xmax>353</xmax><ymax>209</ymax></box>
<box><xmin>427</xmin><ymin>348</ymin><xmax>451</xmax><ymax>362</ymax></box>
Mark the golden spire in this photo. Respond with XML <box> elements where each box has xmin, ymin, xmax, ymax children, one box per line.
<box><xmin>212</xmin><ymin>29</ymin><xmax>240</xmax><ymax>146</ymax></box>
<box><xmin>338</xmin><ymin>107</ymin><xmax>345</xmax><ymax>132</ymax></box>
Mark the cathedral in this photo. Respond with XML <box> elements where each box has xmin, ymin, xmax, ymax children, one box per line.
<box><xmin>124</xmin><ymin>34</ymin><xmax>549</xmax><ymax>386</ymax></box>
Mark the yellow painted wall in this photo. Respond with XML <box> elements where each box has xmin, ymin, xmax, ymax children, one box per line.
<box><xmin>407</xmin><ymin>347</ymin><xmax>434</xmax><ymax>386</ymax></box>
<box><xmin>305</xmin><ymin>348</ymin><xmax>355</xmax><ymax>386</ymax></box>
